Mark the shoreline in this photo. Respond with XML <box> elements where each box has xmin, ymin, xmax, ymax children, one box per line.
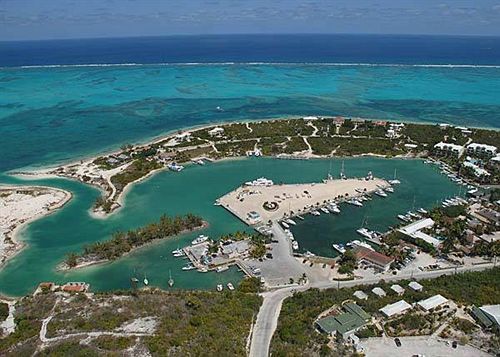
<box><xmin>0</xmin><ymin>185</ymin><xmax>73</xmax><ymax>269</ymax></box>
<box><xmin>58</xmin><ymin>220</ymin><xmax>209</xmax><ymax>272</ymax></box>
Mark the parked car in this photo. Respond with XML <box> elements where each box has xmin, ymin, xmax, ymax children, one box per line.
<box><xmin>452</xmin><ymin>341</ymin><xmax>457</xmax><ymax>349</ymax></box>
<box><xmin>394</xmin><ymin>338</ymin><xmax>402</xmax><ymax>347</ymax></box>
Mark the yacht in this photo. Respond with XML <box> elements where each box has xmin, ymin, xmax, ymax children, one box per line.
<box><xmin>397</xmin><ymin>214</ymin><xmax>411</xmax><ymax>222</ymax></box>
<box><xmin>281</xmin><ymin>221</ymin><xmax>290</xmax><ymax>229</ymax></box>
<box><xmin>244</xmin><ymin>177</ymin><xmax>274</xmax><ymax>187</ymax></box>
<box><xmin>216</xmin><ymin>266</ymin><xmax>229</xmax><ymax>273</ymax></box>
<box><xmin>292</xmin><ymin>241</ymin><xmax>299</xmax><ymax>250</ymax></box>
<box><xmin>143</xmin><ymin>275</ymin><xmax>149</xmax><ymax>286</ymax></box>
<box><xmin>347</xmin><ymin>199</ymin><xmax>363</xmax><ymax>207</ymax></box>
<box><xmin>191</xmin><ymin>235</ymin><xmax>209</xmax><ymax>245</ymax></box>
<box><xmin>385</xmin><ymin>186</ymin><xmax>394</xmax><ymax>193</ymax></box>
<box><xmin>173</xmin><ymin>251</ymin><xmax>185</xmax><ymax>258</ymax></box>
<box><xmin>332</xmin><ymin>243</ymin><xmax>346</xmax><ymax>254</ymax></box>
<box><xmin>168</xmin><ymin>271</ymin><xmax>174</xmax><ymax>287</ymax></box>
<box><xmin>417</xmin><ymin>208</ymin><xmax>428</xmax><ymax>214</ymax></box>
<box><xmin>327</xmin><ymin>204</ymin><xmax>340</xmax><ymax>214</ymax></box>
<box><xmin>285</xmin><ymin>219</ymin><xmax>297</xmax><ymax>226</ymax></box>
<box><xmin>320</xmin><ymin>207</ymin><xmax>330</xmax><ymax>214</ymax></box>
<box><xmin>356</xmin><ymin>228</ymin><xmax>373</xmax><ymax>239</ymax></box>
<box><xmin>216</xmin><ymin>284</ymin><xmax>223</xmax><ymax>292</ymax></box>
<box><xmin>167</xmin><ymin>162</ymin><xmax>184</xmax><ymax>172</ymax></box>
<box><xmin>388</xmin><ymin>168</ymin><xmax>401</xmax><ymax>185</ymax></box>
<box><xmin>374</xmin><ymin>189</ymin><xmax>388</xmax><ymax>198</ymax></box>
<box><xmin>182</xmin><ymin>264</ymin><xmax>195</xmax><ymax>271</ymax></box>
<box><xmin>311</xmin><ymin>210</ymin><xmax>321</xmax><ymax>216</ymax></box>
<box><xmin>172</xmin><ymin>247</ymin><xmax>183</xmax><ymax>255</ymax></box>
<box><xmin>227</xmin><ymin>283</ymin><xmax>235</xmax><ymax>291</ymax></box>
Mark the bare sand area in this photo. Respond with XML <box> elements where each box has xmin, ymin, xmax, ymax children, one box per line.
<box><xmin>0</xmin><ymin>186</ymin><xmax>72</xmax><ymax>267</ymax></box>
<box><xmin>219</xmin><ymin>177</ymin><xmax>388</xmax><ymax>224</ymax></box>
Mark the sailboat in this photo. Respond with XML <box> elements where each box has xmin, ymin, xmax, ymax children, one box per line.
<box><xmin>143</xmin><ymin>274</ymin><xmax>149</xmax><ymax>286</ymax></box>
<box><xmin>168</xmin><ymin>270</ymin><xmax>174</xmax><ymax>287</ymax></box>
<box><xmin>388</xmin><ymin>168</ymin><xmax>400</xmax><ymax>185</ymax></box>
<box><xmin>340</xmin><ymin>160</ymin><xmax>346</xmax><ymax>180</ymax></box>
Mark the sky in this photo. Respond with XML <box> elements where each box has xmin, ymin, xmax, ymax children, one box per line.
<box><xmin>1</xmin><ymin>0</ymin><xmax>500</xmax><ymax>41</ymax></box>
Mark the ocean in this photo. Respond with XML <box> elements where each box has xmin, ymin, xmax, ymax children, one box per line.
<box><xmin>0</xmin><ymin>34</ymin><xmax>497</xmax><ymax>296</ymax></box>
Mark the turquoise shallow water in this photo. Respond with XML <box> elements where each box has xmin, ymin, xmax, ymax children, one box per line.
<box><xmin>0</xmin><ymin>157</ymin><xmax>461</xmax><ymax>297</ymax></box>
<box><xmin>1</xmin><ymin>64</ymin><xmax>500</xmax><ymax>173</ymax></box>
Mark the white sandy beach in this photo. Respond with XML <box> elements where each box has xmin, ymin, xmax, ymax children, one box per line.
<box><xmin>0</xmin><ymin>186</ymin><xmax>72</xmax><ymax>267</ymax></box>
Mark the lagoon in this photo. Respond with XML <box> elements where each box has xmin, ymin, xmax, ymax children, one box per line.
<box><xmin>0</xmin><ymin>157</ymin><xmax>460</xmax><ymax>297</ymax></box>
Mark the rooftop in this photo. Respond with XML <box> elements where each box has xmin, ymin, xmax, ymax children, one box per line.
<box><xmin>479</xmin><ymin>305</ymin><xmax>500</xmax><ymax>327</ymax></box>
<box><xmin>380</xmin><ymin>300</ymin><xmax>412</xmax><ymax>317</ymax></box>
<box><xmin>353</xmin><ymin>290</ymin><xmax>368</xmax><ymax>300</ymax></box>
<box><xmin>408</xmin><ymin>281</ymin><xmax>423</xmax><ymax>291</ymax></box>
<box><xmin>316</xmin><ymin>303</ymin><xmax>370</xmax><ymax>335</ymax></box>
<box><xmin>417</xmin><ymin>294</ymin><xmax>448</xmax><ymax>311</ymax></box>
<box><xmin>355</xmin><ymin>246</ymin><xmax>394</xmax><ymax>267</ymax></box>
<box><xmin>372</xmin><ymin>287</ymin><xmax>386</xmax><ymax>297</ymax></box>
<box><xmin>390</xmin><ymin>284</ymin><xmax>405</xmax><ymax>294</ymax></box>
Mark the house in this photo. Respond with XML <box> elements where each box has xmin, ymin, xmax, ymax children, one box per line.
<box><xmin>408</xmin><ymin>281</ymin><xmax>423</xmax><ymax>292</ymax></box>
<box><xmin>315</xmin><ymin>303</ymin><xmax>370</xmax><ymax>339</ymax></box>
<box><xmin>466</xmin><ymin>143</ymin><xmax>497</xmax><ymax>158</ymax></box>
<box><xmin>354</xmin><ymin>246</ymin><xmax>394</xmax><ymax>272</ymax></box>
<box><xmin>433</xmin><ymin>142</ymin><xmax>465</xmax><ymax>157</ymax></box>
<box><xmin>208</xmin><ymin>127</ymin><xmax>225</xmax><ymax>137</ymax></box>
<box><xmin>334</xmin><ymin>117</ymin><xmax>345</xmax><ymax>126</ymax></box>
<box><xmin>380</xmin><ymin>300</ymin><xmax>412</xmax><ymax>317</ymax></box>
<box><xmin>353</xmin><ymin>290</ymin><xmax>368</xmax><ymax>300</ymax></box>
<box><xmin>175</xmin><ymin>132</ymin><xmax>192</xmax><ymax>143</ymax></box>
<box><xmin>371</xmin><ymin>287</ymin><xmax>386</xmax><ymax>297</ymax></box>
<box><xmin>374</xmin><ymin>120</ymin><xmax>387</xmax><ymax>126</ymax></box>
<box><xmin>471</xmin><ymin>305</ymin><xmax>500</xmax><ymax>331</ymax></box>
<box><xmin>61</xmin><ymin>282</ymin><xmax>90</xmax><ymax>293</ymax></box>
<box><xmin>390</xmin><ymin>284</ymin><xmax>405</xmax><ymax>296</ymax></box>
<box><xmin>417</xmin><ymin>294</ymin><xmax>448</xmax><ymax>311</ymax></box>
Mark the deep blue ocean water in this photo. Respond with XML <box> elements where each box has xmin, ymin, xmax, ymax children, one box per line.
<box><xmin>1</xmin><ymin>34</ymin><xmax>499</xmax><ymax>173</ymax></box>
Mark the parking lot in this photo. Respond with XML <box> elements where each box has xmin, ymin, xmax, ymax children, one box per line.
<box><xmin>362</xmin><ymin>336</ymin><xmax>491</xmax><ymax>357</ymax></box>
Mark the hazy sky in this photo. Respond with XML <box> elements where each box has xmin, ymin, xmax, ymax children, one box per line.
<box><xmin>2</xmin><ymin>0</ymin><xmax>500</xmax><ymax>41</ymax></box>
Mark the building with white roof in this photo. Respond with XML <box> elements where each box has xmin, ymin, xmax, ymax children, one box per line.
<box><xmin>408</xmin><ymin>281</ymin><xmax>423</xmax><ymax>292</ymax></box>
<box><xmin>390</xmin><ymin>284</ymin><xmax>405</xmax><ymax>296</ymax></box>
<box><xmin>380</xmin><ymin>300</ymin><xmax>412</xmax><ymax>317</ymax></box>
<box><xmin>472</xmin><ymin>305</ymin><xmax>500</xmax><ymax>331</ymax></box>
<box><xmin>353</xmin><ymin>290</ymin><xmax>368</xmax><ymax>300</ymax></box>
<box><xmin>398</xmin><ymin>218</ymin><xmax>441</xmax><ymax>247</ymax></box>
<box><xmin>466</xmin><ymin>143</ymin><xmax>497</xmax><ymax>157</ymax></box>
<box><xmin>303</xmin><ymin>116</ymin><xmax>319</xmax><ymax>120</ymax></box>
<box><xmin>371</xmin><ymin>287</ymin><xmax>386</xmax><ymax>297</ymax></box>
<box><xmin>208</xmin><ymin>127</ymin><xmax>225</xmax><ymax>137</ymax></box>
<box><xmin>433</xmin><ymin>142</ymin><xmax>465</xmax><ymax>157</ymax></box>
<box><xmin>175</xmin><ymin>132</ymin><xmax>192</xmax><ymax>142</ymax></box>
<box><xmin>463</xmin><ymin>161</ymin><xmax>491</xmax><ymax>177</ymax></box>
<box><xmin>417</xmin><ymin>294</ymin><xmax>448</xmax><ymax>311</ymax></box>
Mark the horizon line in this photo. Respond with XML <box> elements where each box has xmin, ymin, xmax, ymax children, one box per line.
<box><xmin>2</xmin><ymin>32</ymin><xmax>500</xmax><ymax>43</ymax></box>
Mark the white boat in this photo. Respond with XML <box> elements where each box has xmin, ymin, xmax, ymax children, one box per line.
<box><xmin>375</xmin><ymin>189</ymin><xmax>387</xmax><ymax>197</ymax></box>
<box><xmin>296</xmin><ymin>215</ymin><xmax>305</xmax><ymax>220</ymax></box>
<box><xmin>385</xmin><ymin>186</ymin><xmax>394</xmax><ymax>193</ymax></box>
<box><xmin>173</xmin><ymin>251</ymin><xmax>185</xmax><ymax>257</ymax></box>
<box><xmin>197</xmin><ymin>267</ymin><xmax>208</xmax><ymax>273</ymax></box>
<box><xmin>172</xmin><ymin>248</ymin><xmax>183</xmax><ymax>255</ymax></box>
<box><xmin>388</xmin><ymin>168</ymin><xmax>401</xmax><ymax>185</ymax></box>
<box><xmin>417</xmin><ymin>208</ymin><xmax>428</xmax><ymax>214</ymax></box>
<box><xmin>356</xmin><ymin>228</ymin><xmax>373</xmax><ymax>239</ymax></box>
<box><xmin>168</xmin><ymin>271</ymin><xmax>174</xmax><ymax>287</ymax></box>
<box><xmin>193</xmin><ymin>159</ymin><xmax>205</xmax><ymax>165</ymax></box>
<box><xmin>216</xmin><ymin>266</ymin><xmax>229</xmax><ymax>273</ymax></box>
<box><xmin>327</xmin><ymin>204</ymin><xmax>340</xmax><ymax>214</ymax></box>
<box><xmin>350</xmin><ymin>240</ymin><xmax>374</xmax><ymax>251</ymax></box>
<box><xmin>292</xmin><ymin>241</ymin><xmax>299</xmax><ymax>250</ymax></box>
<box><xmin>311</xmin><ymin>210</ymin><xmax>321</xmax><ymax>216</ymax></box>
<box><xmin>216</xmin><ymin>284</ymin><xmax>223</xmax><ymax>292</ymax></box>
<box><xmin>167</xmin><ymin>162</ymin><xmax>184</xmax><ymax>172</ymax></box>
<box><xmin>332</xmin><ymin>243</ymin><xmax>346</xmax><ymax>254</ymax></box>
<box><xmin>227</xmin><ymin>282</ymin><xmax>235</xmax><ymax>291</ymax></box>
<box><xmin>320</xmin><ymin>207</ymin><xmax>330</xmax><ymax>214</ymax></box>
<box><xmin>143</xmin><ymin>275</ymin><xmax>149</xmax><ymax>286</ymax></box>
<box><xmin>191</xmin><ymin>235</ymin><xmax>209</xmax><ymax>245</ymax></box>
<box><xmin>398</xmin><ymin>214</ymin><xmax>410</xmax><ymax>222</ymax></box>
<box><xmin>281</xmin><ymin>221</ymin><xmax>290</xmax><ymax>229</ymax></box>
<box><xmin>348</xmin><ymin>199</ymin><xmax>363</xmax><ymax>207</ymax></box>
<box><xmin>285</xmin><ymin>219</ymin><xmax>296</xmax><ymax>226</ymax></box>
<box><xmin>213</xmin><ymin>199</ymin><xmax>222</xmax><ymax>206</ymax></box>
<box><xmin>244</xmin><ymin>177</ymin><xmax>274</xmax><ymax>187</ymax></box>
<box><xmin>182</xmin><ymin>264</ymin><xmax>195</xmax><ymax>271</ymax></box>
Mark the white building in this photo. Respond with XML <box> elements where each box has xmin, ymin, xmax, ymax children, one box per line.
<box><xmin>466</xmin><ymin>143</ymin><xmax>497</xmax><ymax>157</ymax></box>
<box><xmin>417</xmin><ymin>294</ymin><xmax>448</xmax><ymax>311</ymax></box>
<box><xmin>175</xmin><ymin>132</ymin><xmax>192</xmax><ymax>143</ymax></box>
<box><xmin>380</xmin><ymin>300</ymin><xmax>412</xmax><ymax>317</ymax></box>
<box><xmin>463</xmin><ymin>161</ymin><xmax>491</xmax><ymax>178</ymax></box>
<box><xmin>390</xmin><ymin>284</ymin><xmax>405</xmax><ymax>296</ymax></box>
<box><xmin>353</xmin><ymin>290</ymin><xmax>368</xmax><ymax>300</ymax></box>
<box><xmin>208</xmin><ymin>127</ymin><xmax>225</xmax><ymax>137</ymax></box>
<box><xmin>408</xmin><ymin>281</ymin><xmax>423</xmax><ymax>292</ymax></box>
<box><xmin>433</xmin><ymin>142</ymin><xmax>465</xmax><ymax>157</ymax></box>
<box><xmin>371</xmin><ymin>287</ymin><xmax>386</xmax><ymax>297</ymax></box>
<box><xmin>398</xmin><ymin>218</ymin><xmax>441</xmax><ymax>247</ymax></box>
<box><xmin>303</xmin><ymin>116</ymin><xmax>319</xmax><ymax>120</ymax></box>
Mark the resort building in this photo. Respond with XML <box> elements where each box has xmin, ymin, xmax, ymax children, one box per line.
<box><xmin>433</xmin><ymin>142</ymin><xmax>465</xmax><ymax>157</ymax></box>
<box><xmin>417</xmin><ymin>294</ymin><xmax>448</xmax><ymax>311</ymax></box>
<box><xmin>379</xmin><ymin>300</ymin><xmax>412</xmax><ymax>318</ymax></box>
<box><xmin>315</xmin><ymin>303</ymin><xmax>370</xmax><ymax>339</ymax></box>
<box><xmin>408</xmin><ymin>281</ymin><xmax>423</xmax><ymax>292</ymax></box>
<box><xmin>353</xmin><ymin>290</ymin><xmax>368</xmax><ymax>300</ymax></box>
<box><xmin>390</xmin><ymin>284</ymin><xmax>405</xmax><ymax>296</ymax></box>
<box><xmin>471</xmin><ymin>305</ymin><xmax>500</xmax><ymax>332</ymax></box>
<box><xmin>208</xmin><ymin>127</ymin><xmax>225</xmax><ymax>137</ymax></box>
<box><xmin>466</xmin><ymin>143</ymin><xmax>497</xmax><ymax>157</ymax></box>
<box><xmin>354</xmin><ymin>247</ymin><xmax>394</xmax><ymax>272</ymax></box>
<box><xmin>398</xmin><ymin>218</ymin><xmax>441</xmax><ymax>247</ymax></box>
<box><xmin>371</xmin><ymin>287</ymin><xmax>386</xmax><ymax>298</ymax></box>
<box><xmin>463</xmin><ymin>161</ymin><xmax>491</xmax><ymax>178</ymax></box>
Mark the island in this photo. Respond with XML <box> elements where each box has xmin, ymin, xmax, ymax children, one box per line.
<box><xmin>61</xmin><ymin>213</ymin><xmax>206</xmax><ymax>270</ymax></box>
<box><xmin>0</xmin><ymin>186</ymin><xmax>72</xmax><ymax>267</ymax></box>
<box><xmin>15</xmin><ymin>116</ymin><xmax>500</xmax><ymax>217</ymax></box>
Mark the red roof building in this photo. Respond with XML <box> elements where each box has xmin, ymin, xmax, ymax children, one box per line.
<box><xmin>354</xmin><ymin>247</ymin><xmax>394</xmax><ymax>272</ymax></box>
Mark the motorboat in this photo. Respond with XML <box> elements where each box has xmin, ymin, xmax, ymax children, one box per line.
<box><xmin>167</xmin><ymin>162</ymin><xmax>184</xmax><ymax>172</ymax></box>
<box><xmin>182</xmin><ymin>264</ymin><xmax>195</xmax><ymax>271</ymax></box>
<box><xmin>348</xmin><ymin>199</ymin><xmax>363</xmax><ymax>207</ymax></box>
<box><xmin>332</xmin><ymin>243</ymin><xmax>346</xmax><ymax>254</ymax></box>
<box><xmin>375</xmin><ymin>189</ymin><xmax>387</xmax><ymax>198</ymax></box>
<box><xmin>285</xmin><ymin>219</ymin><xmax>297</xmax><ymax>226</ymax></box>
<box><xmin>227</xmin><ymin>283</ymin><xmax>235</xmax><ymax>291</ymax></box>
<box><xmin>281</xmin><ymin>221</ymin><xmax>290</xmax><ymax>229</ymax></box>
<box><xmin>191</xmin><ymin>234</ymin><xmax>209</xmax><ymax>245</ymax></box>
<box><xmin>292</xmin><ymin>241</ymin><xmax>299</xmax><ymax>250</ymax></box>
<box><xmin>417</xmin><ymin>208</ymin><xmax>428</xmax><ymax>214</ymax></box>
<box><xmin>216</xmin><ymin>266</ymin><xmax>229</xmax><ymax>273</ymax></box>
<box><xmin>311</xmin><ymin>210</ymin><xmax>321</xmax><ymax>216</ymax></box>
<box><xmin>216</xmin><ymin>284</ymin><xmax>223</xmax><ymax>292</ymax></box>
<box><xmin>320</xmin><ymin>207</ymin><xmax>330</xmax><ymax>214</ymax></box>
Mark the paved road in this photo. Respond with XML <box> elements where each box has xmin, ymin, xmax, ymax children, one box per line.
<box><xmin>248</xmin><ymin>262</ymin><xmax>496</xmax><ymax>357</ymax></box>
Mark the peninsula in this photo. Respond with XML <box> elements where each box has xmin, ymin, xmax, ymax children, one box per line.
<box><xmin>0</xmin><ymin>186</ymin><xmax>72</xmax><ymax>267</ymax></box>
<box><xmin>15</xmin><ymin>116</ymin><xmax>499</xmax><ymax>217</ymax></box>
